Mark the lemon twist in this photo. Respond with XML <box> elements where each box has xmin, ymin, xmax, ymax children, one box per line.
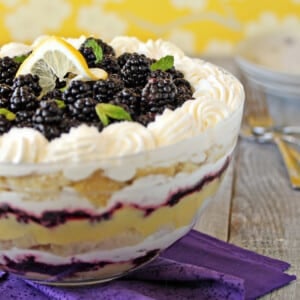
<box><xmin>17</xmin><ymin>36</ymin><xmax>107</xmax><ymax>94</ymax></box>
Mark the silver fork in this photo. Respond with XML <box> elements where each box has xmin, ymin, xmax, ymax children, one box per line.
<box><xmin>240</xmin><ymin>77</ymin><xmax>300</xmax><ymax>190</ymax></box>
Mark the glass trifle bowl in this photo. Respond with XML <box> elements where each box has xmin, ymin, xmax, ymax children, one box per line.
<box><xmin>0</xmin><ymin>36</ymin><xmax>244</xmax><ymax>285</ymax></box>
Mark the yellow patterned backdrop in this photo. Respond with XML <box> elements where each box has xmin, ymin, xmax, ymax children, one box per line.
<box><xmin>0</xmin><ymin>0</ymin><xmax>300</xmax><ymax>55</ymax></box>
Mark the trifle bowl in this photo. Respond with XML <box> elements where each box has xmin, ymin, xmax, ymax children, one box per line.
<box><xmin>0</xmin><ymin>35</ymin><xmax>244</xmax><ymax>285</ymax></box>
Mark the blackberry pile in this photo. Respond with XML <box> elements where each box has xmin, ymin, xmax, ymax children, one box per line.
<box><xmin>0</xmin><ymin>37</ymin><xmax>194</xmax><ymax>140</ymax></box>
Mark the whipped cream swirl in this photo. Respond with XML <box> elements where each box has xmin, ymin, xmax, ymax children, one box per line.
<box><xmin>138</xmin><ymin>39</ymin><xmax>185</xmax><ymax>60</ymax></box>
<box><xmin>0</xmin><ymin>128</ymin><xmax>47</xmax><ymax>163</ymax></box>
<box><xmin>176</xmin><ymin>58</ymin><xmax>207</xmax><ymax>87</ymax></box>
<box><xmin>100</xmin><ymin>122</ymin><xmax>156</xmax><ymax>157</ymax></box>
<box><xmin>0</xmin><ymin>42</ymin><xmax>32</xmax><ymax>58</ymax></box>
<box><xmin>181</xmin><ymin>98</ymin><xmax>230</xmax><ymax>131</ymax></box>
<box><xmin>148</xmin><ymin>108</ymin><xmax>198</xmax><ymax>146</ymax></box>
<box><xmin>44</xmin><ymin>125</ymin><xmax>104</xmax><ymax>162</ymax></box>
<box><xmin>193</xmin><ymin>68</ymin><xmax>244</xmax><ymax>110</ymax></box>
<box><xmin>110</xmin><ymin>36</ymin><xmax>141</xmax><ymax>56</ymax></box>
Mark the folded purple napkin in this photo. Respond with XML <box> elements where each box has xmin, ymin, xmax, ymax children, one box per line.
<box><xmin>0</xmin><ymin>230</ymin><xmax>296</xmax><ymax>300</ymax></box>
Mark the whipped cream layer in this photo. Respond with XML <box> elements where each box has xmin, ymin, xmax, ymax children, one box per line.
<box><xmin>0</xmin><ymin>150</ymin><xmax>230</xmax><ymax>215</ymax></box>
<box><xmin>0</xmin><ymin>36</ymin><xmax>244</xmax><ymax>181</ymax></box>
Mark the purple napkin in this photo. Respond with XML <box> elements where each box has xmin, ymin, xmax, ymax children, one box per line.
<box><xmin>0</xmin><ymin>230</ymin><xmax>295</xmax><ymax>300</ymax></box>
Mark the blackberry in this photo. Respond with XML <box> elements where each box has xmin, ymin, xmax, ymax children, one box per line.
<box><xmin>15</xmin><ymin>110</ymin><xmax>34</xmax><ymax>128</ymax></box>
<box><xmin>0</xmin><ymin>97</ymin><xmax>9</xmax><ymax>108</ymax></box>
<box><xmin>110</xmin><ymin>88</ymin><xmax>140</xmax><ymax>117</ymax></box>
<box><xmin>141</xmin><ymin>78</ymin><xmax>177</xmax><ymax>113</ymax></box>
<box><xmin>93</xmin><ymin>74</ymin><xmax>124</xmax><ymax>103</ymax></box>
<box><xmin>0</xmin><ymin>84</ymin><xmax>12</xmax><ymax>99</ymax></box>
<box><xmin>117</xmin><ymin>52</ymin><xmax>133</xmax><ymax>68</ymax></box>
<box><xmin>12</xmin><ymin>74</ymin><xmax>42</xmax><ymax>96</ymax></box>
<box><xmin>32</xmin><ymin>100</ymin><xmax>63</xmax><ymax>140</ymax></box>
<box><xmin>59</xmin><ymin>117</ymin><xmax>81</xmax><ymax>133</ymax></box>
<box><xmin>152</xmin><ymin>103</ymin><xmax>177</xmax><ymax>114</ymax></box>
<box><xmin>9</xmin><ymin>86</ymin><xmax>38</xmax><ymax>112</ymax></box>
<box><xmin>174</xmin><ymin>78</ymin><xmax>193</xmax><ymax>105</ymax></box>
<box><xmin>0</xmin><ymin>115</ymin><xmax>12</xmax><ymax>135</ymax></box>
<box><xmin>0</xmin><ymin>56</ymin><xmax>20</xmax><ymax>85</ymax></box>
<box><xmin>120</xmin><ymin>53</ymin><xmax>151</xmax><ymax>87</ymax></box>
<box><xmin>79</xmin><ymin>38</ymin><xmax>115</xmax><ymax>67</ymax></box>
<box><xmin>97</xmin><ymin>56</ymin><xmax>120</xmax><ymax>74</ymax></box>
<box><xmin>41</xmin><ymin>88</ymin><xmax>63</xmax><ymax>101</ymax></box>
<box><xmin>62</xmin><ymin>80</ymin><xmax>92</xmax><ymax>104</ymax></box>
<box><xmin>68</xmin><ymin>97</ymin><xmax>98</xmax><ymax>121</ymax></box>
<box><xmin>135</xmin><ymin>112</ymin><xmax>156</xmax><ymax>126</ymax></box>
<box><xmin>55</xmin><ymin>78</ymin><xmax>66</xmax><ymax>89</ymax></box>
<box><xmin>33</xmin><ymin>123</ymin><xmax>61</xmax><ymax>141</ymax></box>
<box><xmin>148</xmin><ymin>70</ymin><xmax>172</xmax><ymax>80</ymax></box>
<box><xmin>33</xmin><ymin>100</ymin><xmax>63</xmax><ymax>124</ymax></box>
<box><xmin>131</xmin><ymin>86</ymin><xmax>142</xmax><ymax>98</ymax></box>
<box><xmin>167</xmin><ymin>67</ymin><xmax>184</xmax><ymax>79</ymax></box>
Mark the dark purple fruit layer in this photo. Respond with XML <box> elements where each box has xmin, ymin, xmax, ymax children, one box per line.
<box><xmin>0</xmin><ymin>38</ymin><xmax>194</xmax><ymax>140</ymax></box>
<box><xmin>0</xmin><ymin>157</ymin><xmax>230</xmax><ymax>227</ymax></box>
<box><xmin>2</xmin><ymin>249</ymin><xmax>159</xmax><ymax>279</ymax></box>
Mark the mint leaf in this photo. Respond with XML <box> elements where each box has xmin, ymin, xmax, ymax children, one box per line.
<box><xmin>95</xmin><ymin>104</ymin><xmax>110</xmax><ymax>126</ymax></box>
<box><xmin>95</xmin><ymin>103</ymin><xmax>132</xmax><ymax>126</ymax></box>
<box><xmin>102</xmin><ymin>103</ymin><xmax>132</xmax><ymax>121</ymax></box>
<box><xmin>54</xmin><ymin>99</ymin><xmax>66</xmax><ymax>109</ymax></box>
<box><xmin>150</xmin><ymin>55</ymin><xmax>174</xmax><ymax>71</ymax></box>
<box><xmin>0</xmin><ymin>108</ymin><xmax>16</xmax><ymax>121</ymax></box>
<box><xmin>84</xmin><ymin>38</ymin><xmax>103</xmax><ymax>64</ymax></box>
<box><xmin>13</xmin><ymin>53</ymin><xmax>29</xmax><ymax>64</ymax></box>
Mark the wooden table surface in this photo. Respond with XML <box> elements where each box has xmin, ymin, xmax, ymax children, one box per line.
<box><xmin>194</xmin><ymin>57</ymin><xmax>300</xmax><ymax>299</ymax></box>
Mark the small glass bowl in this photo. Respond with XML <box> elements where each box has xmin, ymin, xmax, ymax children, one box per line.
<box><xmin>235</xmin><ymin>28</ymin><xmax>300</xmax><ymax>100</ymax></box>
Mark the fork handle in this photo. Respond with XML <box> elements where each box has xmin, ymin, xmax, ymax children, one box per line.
<box><xmin>273</xmin><ymin>135</ymin><xmax>300</xmax><ymax>190</ymax></box>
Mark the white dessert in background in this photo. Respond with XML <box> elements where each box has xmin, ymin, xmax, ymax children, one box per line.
<box><xmin>0</xmin><ymin>36</ymin><xmax>244</xmax><ymax>284</ymax></box>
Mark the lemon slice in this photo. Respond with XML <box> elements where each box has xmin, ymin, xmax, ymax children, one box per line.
<box><xmin>16</xmin><ymin>36</ymin><xmax>107</xmax><ymax>93</ymax></box>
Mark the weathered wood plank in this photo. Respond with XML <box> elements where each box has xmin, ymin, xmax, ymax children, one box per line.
<box><xmin>230</xmin><ymin>140</ymin><xmax>300</xmax><ymax>299</ymax></box>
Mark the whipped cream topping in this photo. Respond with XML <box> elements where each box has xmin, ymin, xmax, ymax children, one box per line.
<box><xmin>110</xmin><ymin>36</ymin><xmax>141</xmax><ymax>56</ymax></box>
<box><xmin>193</xmin><ymin>69</ymin><xmax>244</xmax><ymax>110</ymax></box>
<box><xmin>0</xmin><ymin>36</ymin><xmax>244</xmax><ymax>179</ymax></box>
<box><xmin>0</xmin><ymin>128</ymin><xmax>47</xmax><ymax>163</ymax></box>
<box><xmin>138</xmin><ymin>39</ymin><xmax>185</xmax><ymax>60</ymax></box>
<box><xmin>181</xmin><ymin>98</ymin><xmax>230</xmax><ymax>131</ymax></box>
<box><xmin>0</xmin><ymin>42</ymin><xmax>32</xmax><ymax>58</ymax></box>
<box><xmin>44</xmin><ymin>125</ymin><xmax>104</xmax><ymax>163</ymax></box>
<box><xmin>148</xmin><ymin>108</ymin><xmax>198</xmax><ymax>146</ymax></box>
<box><xmin>99</xmin><ymin>122</ymin><xmax>156</xmax><ymax>157</ymax></box>
<box><xmin>174</xmin><ymin>57</ymin><xmax>207</xmax><ymax>86</ymax></box>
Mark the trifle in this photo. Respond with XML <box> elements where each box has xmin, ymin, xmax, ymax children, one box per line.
<box><xmin>0</xmin><ymin>35</ymin><xmax>244</xmax><ymax>285</ymax></box>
